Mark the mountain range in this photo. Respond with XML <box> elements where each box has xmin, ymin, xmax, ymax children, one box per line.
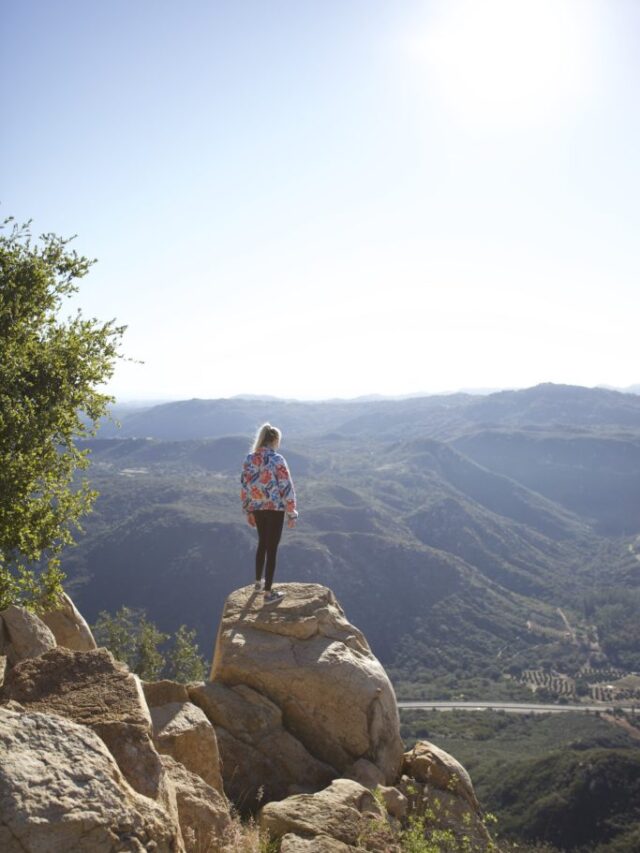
<box><xmin>66</xmin><ymin>383</ymin><xmax>640</xmax><ymax>700</ymax></box>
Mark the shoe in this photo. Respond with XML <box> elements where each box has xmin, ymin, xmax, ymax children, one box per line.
<box><xmin>254</xmin><ymin>580</ymin><xmax>264</xmax><ymax>591</ymax></box>
<box><xmin>263</xmin><ymin>590</ymin><xmax>285</xmax><ymax>605</ymax></box>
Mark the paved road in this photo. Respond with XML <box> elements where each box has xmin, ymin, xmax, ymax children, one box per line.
<box><xmin>398</xmin><ymin>700</ymin><xmax>638</xmax><ymax>714</ymax></box>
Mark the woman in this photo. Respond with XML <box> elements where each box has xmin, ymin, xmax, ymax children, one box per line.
<box><xmin>240</xmin><ymin>423</ymin><xmax>298</xmax><ymax>603</ymax></box>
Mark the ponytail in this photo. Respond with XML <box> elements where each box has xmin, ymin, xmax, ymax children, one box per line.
<box><xmin>252</xmin><ymin>423</ymin><xmax>282</xmax><ymax>452</ymax></box>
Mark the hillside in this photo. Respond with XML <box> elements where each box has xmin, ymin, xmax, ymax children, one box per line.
<box><xmin>64</xmin><ymin>384</ymin><xmax>640</xmax><ymax>703</ymax></box>
<box><xmin>401</xmin><ymin>709</ymin><xmax>640</xmax><ymax>852</ymax></box>
<box><xmin>98</xmin><ymin>383</ymin><xmax>640</xmax><ymax>441</ymax></box>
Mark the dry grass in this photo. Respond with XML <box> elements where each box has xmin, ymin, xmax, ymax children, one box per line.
<box><xmin>178</xmin><ymin>810</ymin><xmax>275</xmax><ymax>853</ymax></box>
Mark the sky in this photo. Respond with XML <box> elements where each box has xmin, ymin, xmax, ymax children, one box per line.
<box><xmin>2</xmin><ymin>0</ymin><xmax>639</xmax><ymax>401</ymax></box>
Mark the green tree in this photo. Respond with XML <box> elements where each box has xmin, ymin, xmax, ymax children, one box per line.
<box><xmin>0</xmin><ymin>217</ymin><xmax>124</xmax><ymax>610</ymax></box>
<box><xmin>93</xmin><ymin>606</ymin><xmax>139</xmax><ymax>667</ymax></box>
<box><xmin>94</xmin><ymin>608</ymin><xmax>206</xmax><ymax>683</ymax></box>
<box><xmin>166</xmin><ymin>625</ymin><xmax>206</xmax><ymax>683</ymax></box>
<box><xmin>136</xmin><ymin>619</ymin><xmax>169</xmax><ymax>681</ymax></box>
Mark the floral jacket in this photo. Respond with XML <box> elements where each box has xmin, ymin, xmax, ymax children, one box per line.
<box><xmin>240</xmin><ymin>447</ymin><xmax>298</xmax><ymax>517</ymax></box>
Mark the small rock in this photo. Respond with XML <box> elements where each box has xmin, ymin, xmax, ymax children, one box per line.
<box><xmin>260</xmin><ymin>778</ymin><xmax>391</xmax><ymax>848</ymax></box>
<box><xmin>0</xmin><ymin>606</ymin><xmax>56</xmax><ymax>665</ymax></box>
<box><xmin>343</xmin><ymin>758</ymin><xmax>385</xmax><ymax>790</ymax></box>
<box><xmin>402</xmin><ymin>740</ymin><xmax>478</xmax><ymax>808</ymax></box>
<box><xmin>376</xmin><ymin>786</ymin><xmax>407</xmax><ymax>820</ymax></box>
<box><xmin>144</xmin><ymin>679</ymin><xmax>190</xmax><ymax>707</ymax></box>
<box><xmin>39</xmin><ymin>592</ymin><xmax>97</xmax><ymax>651</ymax></box>
<box><xmin>280</xmin><ymin>833</ymin><xmax>359</xmax><ymax>851</ymax></box>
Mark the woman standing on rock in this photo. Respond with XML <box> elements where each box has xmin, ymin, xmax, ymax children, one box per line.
<box><xmin>240</xmin><ymin>423</ymin><xmax>298</xmax><ymax>604</ymax></box>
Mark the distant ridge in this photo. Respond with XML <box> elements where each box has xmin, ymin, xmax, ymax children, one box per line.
<box><xmin>100</xmin><ymin>383</ymin><xmax>640</xmax><ymax>441</ymax></box>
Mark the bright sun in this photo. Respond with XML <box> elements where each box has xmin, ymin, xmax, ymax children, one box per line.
<box><xmin>418</xmin><ymin>0</ymin><xmax>598</xmax><ymax>128</ymax></box>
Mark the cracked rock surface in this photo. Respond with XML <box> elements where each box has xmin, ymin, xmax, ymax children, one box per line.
<box><xmin>0</xmin><ymin>647</ymin><xmax>169</xmax><ymax>806</ymax></box>
<box><xmin>189</xmin><ymin>680</ymin><xmax>334</xmax><ymax>809</ymax></box>
<box><xmin>0</xmin><ymin>707</ymin><xmax>182</xmax><ymax>853</ymax></box>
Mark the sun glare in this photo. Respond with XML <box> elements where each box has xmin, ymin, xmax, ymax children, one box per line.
<box><xmin>417</xmin><ymin>0</ymin><xmax>597</xmax><ymax>128</ymax></box>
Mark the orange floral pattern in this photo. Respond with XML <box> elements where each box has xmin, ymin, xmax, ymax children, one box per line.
<box><xmin>240</xmin><ymin>447</ymin><xmax>297</xmax><ymax>517</ymax></box>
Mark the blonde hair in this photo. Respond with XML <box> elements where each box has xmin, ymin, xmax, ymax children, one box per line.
<box><xmin>252</xmin><ymin>423</ymin><xmax>282</xmax><ymax>452</ymax></box>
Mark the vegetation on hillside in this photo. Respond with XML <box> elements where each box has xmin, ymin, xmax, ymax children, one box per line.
<box><xmin>584</xmin><ymin>589</ymin><xmax>640</xmax><ymax>671</ymax></box>
<box><xmin>61</xmin><ymin>417</ymin><xmax>640</xmax><ymax>704</ymax></box>
<box><xmin>48</xmin><ymin>386</ymin><xmax>640</xmax><ymax>852</ymax></box>
<box><xmin>401</xmin><ymin>710</ymin><xmax>640</xmax><ymax>852</ymax></box>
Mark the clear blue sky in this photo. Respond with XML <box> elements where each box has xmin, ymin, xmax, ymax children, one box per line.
<box><xmin>3</xmin><ymin>0</ymin><xmax>639</xmax><ymax>400</ymax></box>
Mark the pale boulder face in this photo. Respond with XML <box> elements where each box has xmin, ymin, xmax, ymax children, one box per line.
<box><xmin>0</xmin><ymin>707</ymin><xmax>183</xmax><ymax>853</ymax></box>
<box><xmin>0</xmin><ymin>647</ymin><xmax>169</xmax><ymax>806</ymax></box>
<box><xmin>39</xmin><ymin>591</ymin><xmax>97</xmax><ymax>651</ymax></box>
<box><xmin>211</xmin><ymin>583</ymin><xmax>404</xmax><ymax>785</ymax></box>
<box><xmin>0</xmin><ymin>606</ymin><xmax>56</xmax><ymax>666</ymax></box>
<box><xmin>150</xmin><ymin>700</ymin><xmax>224</xmax><ymax>794</ymax></box>
<box><xmin>160</xmin><ymin>754</ymin><xmax>231</xmax><ymax>853</ymax></box>
<box><xmin>189</xmin><ymin>680</ymin><xmax>334</xmax><ymax>809</ymax></box>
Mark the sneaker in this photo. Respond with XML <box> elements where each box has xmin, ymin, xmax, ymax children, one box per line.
<box><xmin>263</xmin><ymin>590</ymin><xmax>285</xmax><ymax>605</ymax></box>
<box><xmin>254</xmin><ymin>580</ymin><xmax>264</xmax><ymax>591</ymax></box>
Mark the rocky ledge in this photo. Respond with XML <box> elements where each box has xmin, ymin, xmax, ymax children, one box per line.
<box><xmin>0</xmin><ymin>583</ymin><xmax>496</xmax><ymax>852</ymax></box>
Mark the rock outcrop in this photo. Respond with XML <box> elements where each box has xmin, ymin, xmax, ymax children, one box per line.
<box><xmin>39</xmin><ymin>591</ymin><xmax>97</xmax><ymax>651</ymax></box>
<box><xmin>0</xmin><ymin>647</ymin><xmax>169</xmax><ymax>805</ymax></box>
<box><xmin>0</xmin><ymin>707</ymin><xmax>183</xmax><ymax>853</ymax></box>
<box><xmin>211</xmin><ymin>583</ymin><xmax>404</xmax><ymax>785</ymax></box>
<box><xmin>0</xmin><ymin>585</ymin><xmax>496</xmax><ymax>853</ymax></box>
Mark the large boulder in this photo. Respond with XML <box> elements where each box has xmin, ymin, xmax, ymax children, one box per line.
<box><xmin>211</xmin><ymin>584</ymin><xmax>404</xmax><ymax>785</ymax></box>
<box><xmin>260</xmin><ymin>778</ymin><xmax>399</xmax><ymax>852</ymax></box>
<box><xmin>150</xmin><ymin>700</ymin><xmax>224</xmax><ymax>793</ymax></box>
<box><xmin>161</xmin><ymin>755</ymin><xmax>231</xmax><ymax>853</ymax></box>
<box><xmin>0</xmin><ymin>606</ymin><xmax>56</xmax><ymax>666</ymax></box>
<box><xmin>39</xmin><ymin>591</ymin><xmax>97</xmax><ymax>651</ymax></box>
<box><xmin>0</xmin><ymin>647</ymin><xmax>168</xmax><ymax>805</ymax></box>
<box><xmin>189</xmin><ymin>680</ymin><xmax>334</xmax><ymax>809</ymax></box>
<box><xmin>0</xmin><ymin>707</ymin><xmax>183</xmax><ymax>853</ymax></box>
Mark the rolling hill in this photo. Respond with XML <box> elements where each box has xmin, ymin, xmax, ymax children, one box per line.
<box><xmin>64</xmin><ymin>384</ymin><xmax>640</xmax><ymax>702</ymax></box>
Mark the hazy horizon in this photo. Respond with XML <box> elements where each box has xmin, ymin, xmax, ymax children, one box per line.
<box><xmin>110</xmin><ymin>379</ymin><xmax>640</xmax><ymax>407</ymax></box>
<box><xmin>3</xmin><ymin>0</ymin><xmax>639</xmax><ymax>401</ymax></box>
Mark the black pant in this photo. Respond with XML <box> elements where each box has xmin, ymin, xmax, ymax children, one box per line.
<box><xmin>254</xmin><ymin>510</ymin><xmax>285</xmax><ymax>591</ymax></box>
